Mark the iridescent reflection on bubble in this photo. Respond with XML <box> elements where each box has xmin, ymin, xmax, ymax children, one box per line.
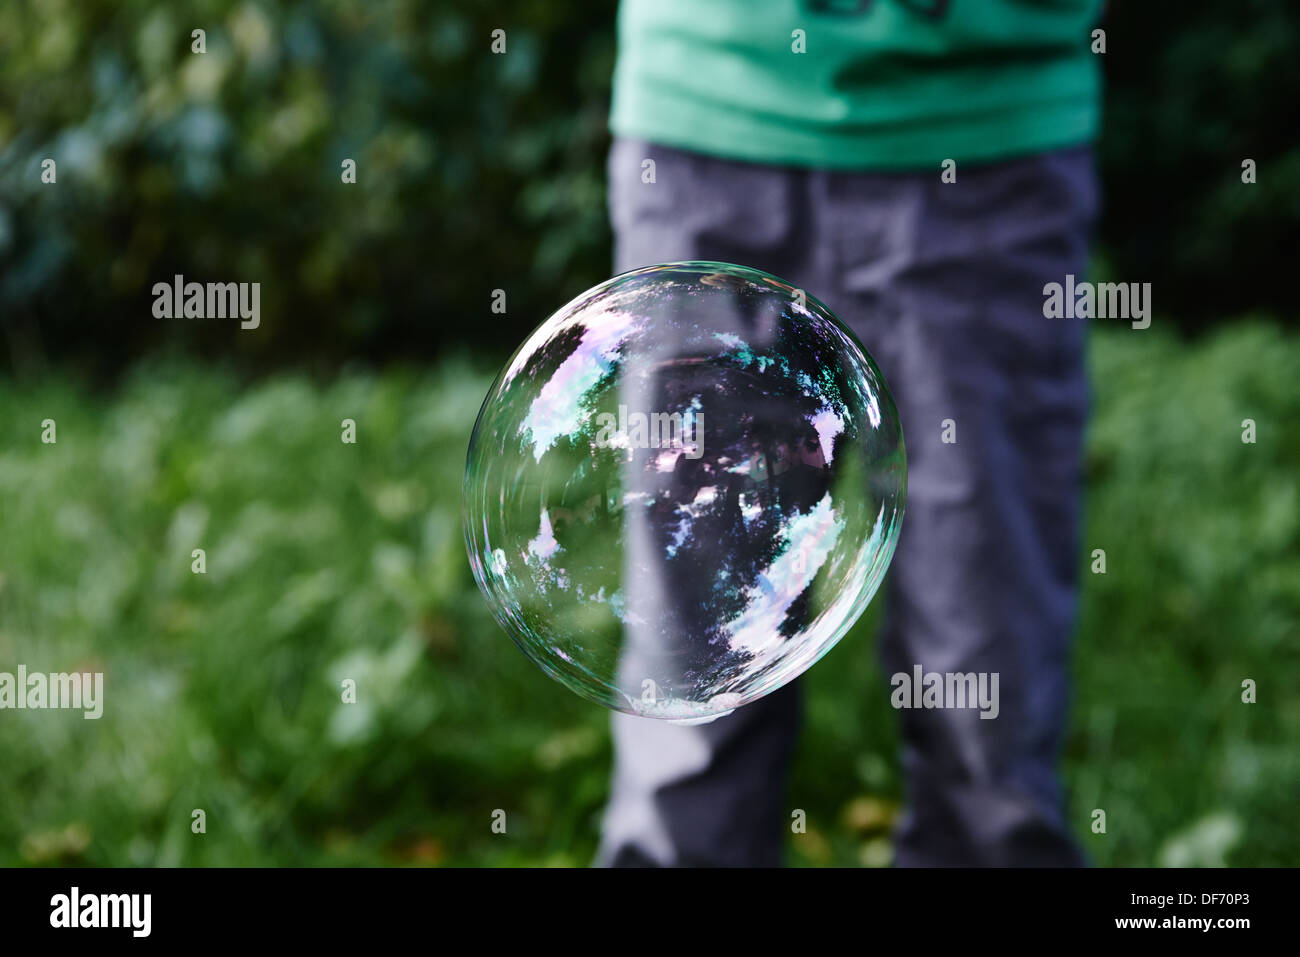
<box><xmin>463</xmin><ymin>262</ymin><xmax>905</xmax><ymax>723</ymax></box>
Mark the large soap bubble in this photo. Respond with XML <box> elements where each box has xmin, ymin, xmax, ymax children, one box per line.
<box><xmin>463</xmin><ymin>262</ymin><xmax>905</xmax><ymax>723</ymax></box>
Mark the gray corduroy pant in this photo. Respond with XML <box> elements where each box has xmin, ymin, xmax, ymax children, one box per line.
<box><xmin>598</xmin><ymin>139</ymin><xmax>1097</xmax><ymax>867</ymax></box>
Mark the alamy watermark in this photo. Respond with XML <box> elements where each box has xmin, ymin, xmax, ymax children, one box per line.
<box><xmin>50</xmin><ymin>887</ymin><xmax>150</xmax><ymax>937</ymax></box>
<box><xmin>152</xmin><ymin>274</ymin><xmax>260</xmax><ymax>330</ymax></box>
<box><xmin>1043</xmin><ymin>274</ymin><xmax>1151</xmax><ymax>329</ymax></box>
<box><xmin>0</xmin><ymin>666</ymin><xmax>103</xmax><ymax>719</ymax></box>
<box><xmin>890</xmin><ymin>665</ymin><xmax>999</xmax><ymax>719</ymax></box>
<box><xmin>594</xmin><ymin>404</ymin><xmax>704</xmax><ymax>459</ymax></box>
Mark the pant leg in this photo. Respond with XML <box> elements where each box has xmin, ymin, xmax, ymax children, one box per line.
<box><xmin>823</xmin><ymin>147</ymin><xmax>1098</xmax><ymax>866</ymax></box>
<box><xmin>597</xmin><ymin>138</ymin><xmax>817</xmax><ymax>867</ymax></box>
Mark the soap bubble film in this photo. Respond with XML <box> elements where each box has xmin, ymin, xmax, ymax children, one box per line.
<box><xmin>463</xmin><ymin>262</ymin><xmax>905</xmax><ymax>722</ymax></box>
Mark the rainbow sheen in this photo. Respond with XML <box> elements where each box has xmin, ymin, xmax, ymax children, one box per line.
<box><xmin>463</xmin><ymin>262</ymin><xmax>906</xmax><ymax>723</ymax></box>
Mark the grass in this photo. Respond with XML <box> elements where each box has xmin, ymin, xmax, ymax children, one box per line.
<box><xmin>0</xmin><ymin>321</ymin><xmax>1297</xmax><ymax>866</ymax></box>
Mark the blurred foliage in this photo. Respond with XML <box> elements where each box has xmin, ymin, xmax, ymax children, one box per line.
<box><xmin>0</xmin><ymin>323</ymin><xmax>1296</xmax><ymax>866</ymax></box>
<box><xmin>2</xmin><ymin>1</ymin><xmax>1298</xmax><ymax>380</ymax></box>
<box><xmin>0</xmin><ymin>0</ymin><xmax>615</xmax><ymax>378</ymax></box>
<box><xmin>1099</xmin><ymin>1</ymin><xmax>1300</xmax><ymax>330</ymax></box>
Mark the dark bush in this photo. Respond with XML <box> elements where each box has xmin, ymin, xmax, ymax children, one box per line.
<box><xmin>0</xmin><ymin>1</ymin><xmax>616</xmax><ymax>377</ymax></box>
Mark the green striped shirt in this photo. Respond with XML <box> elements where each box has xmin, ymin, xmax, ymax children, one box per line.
<box><xmin>611</xmin><ymin>0</ymin><xmax>1103</xmax><ymax>169</ymax></box>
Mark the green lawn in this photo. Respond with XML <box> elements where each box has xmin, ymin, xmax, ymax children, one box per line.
<box><xmin>1</xmin><ymin>322</ymin><xmax>1297</xmax><ymax>866</ymax></box>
